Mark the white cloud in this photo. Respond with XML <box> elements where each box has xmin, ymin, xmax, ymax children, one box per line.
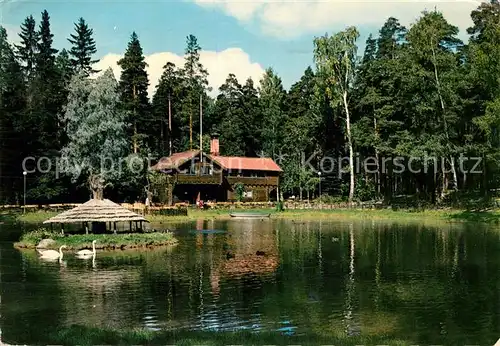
<box><xmin>192</xmin><ymin>0</ymin><xmax>481</xmax><ymax>38</ymax></box>
<box><xmin>93</xmin><ymin>47</ymin><xmax>265</xmax><ymax>98</ymax></box>
<box><xmin>3</xmin><ymin>23</ymin><xmax>20</xmax><ymax>45</ymax></box>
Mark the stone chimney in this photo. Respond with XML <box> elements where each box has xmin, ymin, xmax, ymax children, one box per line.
<box><xmin>210</xmin><ymin>134</ymin><xmax>220</xmax><ymax>156</ymax></box>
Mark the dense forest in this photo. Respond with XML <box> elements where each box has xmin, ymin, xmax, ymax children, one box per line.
<box><xmin>1</xmin><ymin>2</ymin><xmax>500</xmax><ymax>205</ymax></box>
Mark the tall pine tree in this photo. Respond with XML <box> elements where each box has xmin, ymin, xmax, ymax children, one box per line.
<box><xmin>0</xmin><ymin>27</ymin><xmax>26</xmax><ymax>203</ymax></box>
<box><xmin>15</xmin><ymin>15</ymin><xmax>39</xmax><ymax>79</ymax></box>
<box><xmin>259</xmin><ymin>67</ymin><xmax>287</xmax><ymax>159</ymax></box>
<box><xmin>181</xmin><ymin>34</ymin><xmax>209</xmax><ymax>151</ymax></box>
<box><xmin>68</xmin><ymin>17</ymin><xmax>99</xmax><ymax>76</ymax></box>
<box><xmin>152</xmin><ymin>61</ymin><xmax>186</xmax><ymax>156</ymax></box>
<box><xmin>36</xmin><ymin>10</ymin><xmax>58</xmax><ymax>75</ymax></box>
<box><xmin>34</xmin><ymin>9</ymin><xmax>62</xmax><ymax>152</ymax></box>
<box><xmin>117</xmin><ymin>31</ymin><xmax>150</xmax><ymax>154</ymax></box>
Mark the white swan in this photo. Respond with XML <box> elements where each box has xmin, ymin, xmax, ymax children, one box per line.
<box><xmin>76</xmin><ymin>240</ymin><xmax>96</xmax><ymax>258</ymax></box>
<box><xmin>37</xmin><ymin>245</ymin><xmax>67</xmax><ymax>260</ymax></box>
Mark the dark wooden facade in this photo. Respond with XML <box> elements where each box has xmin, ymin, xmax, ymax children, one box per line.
<box><xmin>151</xmin><ymin>151</ymin><xmax>281</xmax><ymax>204</ymax></box>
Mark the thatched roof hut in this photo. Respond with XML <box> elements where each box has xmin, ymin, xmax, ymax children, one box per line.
<box><xmin>43</xmin><ymin>199</ymin><xmax>148</xmax><ymax>224</ymax></box>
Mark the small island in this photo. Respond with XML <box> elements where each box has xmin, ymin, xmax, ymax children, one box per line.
<box><xmin>14</xmin><ymin>228</ymin><xmax>177</xmax><ymax>251</ymax></box>
<box><xmin>14</xmin><ymin>198</ymin><xmax>178</xmax><ymax>251</ymax></box>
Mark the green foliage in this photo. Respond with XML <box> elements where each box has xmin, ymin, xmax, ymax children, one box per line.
<box><xmin>19</xmin><ymin>227</ymin><xmax>64</xmax><ymax>245</ymax></box>
<box><xmin>4</xmin><ymin>5</ymin><xmax>500</xmax><ymax>207</ymax></box>
<box><xmin>354</xmin><ymin>176</ymin><xmax>377</xmax><ymax>201</ymax></box>
<box><xmin>0</xmin><ymin>27</ymin><xmax>28</xmax><ymax>202</ymax></box>
<box><xmin>118</xmin><ymin>32</ymin><xmax>151</xmax><ymax>154</ymax></box>
<box><xmin>259</xmin><ymin>68</ymin><xmax>287</xmax><ymax>158</ymax></box>
<box><xmin>234</xmin><ymin>182</ymin><xmax>245</xmax><ymax>202</ymax></box>
<box><xmin>36</xmin><ymin>10</ymin><xmax>58</xmax><ymax>74</ymax></box>
<box><xmin>275</xmin><ymin>200</ymin><xmax>284</xmax><ymax>212</ymax></box>
<box><xmin>179</xmin><ymin>34</ymin><xmax>210</xmax><ymax>151</ymax></box>
<box><xmin>15</xmin><ymin>15</ymin><xmax>39</xmax><ymax>78</ymax></box>
<box><xmin>152</xmin><ymin>61</ymin><xmax>185</xmax><ymax>156</ymax></box>
<box><xmin>61</xmin><ymin>69</ymin><xmax>127</xmax><ymax>198</ymax></box>
<box><xmin>67</xmin><ymin>17</ymin><xmax>99</xmax><ymax>76</ymax></box>
<box><xmin>16</xmin><ymin>229</ymin><xmax>177</xmax><ymax>249</ymax></box>
<box><xmin>317</xmin><ymin>194</ymin><xmax>345</xmax><ymax>204</ymax></box>
<box><xmin>314</xmin><ymin>26</ymin><xmax>359</xmax><ymax>203</ymax></box>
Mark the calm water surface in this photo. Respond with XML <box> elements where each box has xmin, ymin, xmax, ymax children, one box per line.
<box><xmin>1</xmin><ymin>218</ymin><xmax>499</xmax><ymax>344</ymax></box>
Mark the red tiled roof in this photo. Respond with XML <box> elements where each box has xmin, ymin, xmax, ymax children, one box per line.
<box><xmin>209</xmin><ymin>155</ymin><xmax>282</xmax><ymax>172</ymax></box>
<box><xmin>150</xmin><ymin>150</ymin><xmax>199</xmax><ymax>171</ymax></box>
<box><xmin>150</xmin><ymin>151</ymin><xmax>282</xmax><ymax>172</ymax></box>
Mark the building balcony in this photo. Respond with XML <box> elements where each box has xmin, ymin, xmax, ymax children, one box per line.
<box><xmin>226</xmin><ymin>176</ymin><xmax>279</xmax><ymax>186</ymax></box>
<box><xmin>175</xmin><ymin>172</ymin><xmax>222</xmax><ymax>185</ymax></box>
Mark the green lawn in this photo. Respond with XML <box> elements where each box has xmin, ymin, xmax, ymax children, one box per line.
<box><xmin>11</xmin><ymin>206</ymin><xmax>500</xmax><ymax>225</ymax></box>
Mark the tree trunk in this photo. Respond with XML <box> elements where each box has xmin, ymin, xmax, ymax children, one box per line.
<box><xmin>343</xmin><ymin>91</ymin><xmax>355</xmax><ymax>204</ymax></box>
<box><xmin>189</xmin><ymin>95</ymin><xmax>193</xmax><ymax>150</ymax></box>
<box><xmin>440</xmin><ymin>166</ymin><xmax>447</xmax><ymax>200</ymax></box>
<box><xmin>431</xmin><ymin>41</ymin><xmax>457</xmax><ymax>191</ymax></box>
<box><xmin>160</xmin><ymin>114</ymin><xmax>164</xmax><ymax>155</ymax></box>
<box><xmin>89</xmin><ymin>175</ymin><xmax>105</xmax><ymax>200</ymax></box>
<box><xmin>133</xmin><ymin>84</ymin><xmax>138</xmax><ymax>154</ymax></box>
<box><xmin>92</xmin><ymin>187</ymin><xmax>103</xmax><ymax>200</ymax></box>
<box><xmin>483</xmin><ymin>155</ymin><xmax>488</xmax><ymax>197</ymax></box>
<box><xmin>374</xmin><ymin>108</ymin><xmax>380</xmax><ymax>196</ymax></box>
<box><xmin>168</xmin><ymin>95</ymin><xmax>173</xmax><ymax>156</ymax></box>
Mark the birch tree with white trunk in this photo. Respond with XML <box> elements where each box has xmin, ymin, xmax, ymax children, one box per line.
<box><xmin>314</xmin><ymin>27</ymin><xmax>359</xmax><ymax>204</ymax></box>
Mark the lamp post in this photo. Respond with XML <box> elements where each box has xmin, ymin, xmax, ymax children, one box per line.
<box><xmin>318</xmin><ymin>171</ymin><xmax>322</xmax><ymax>198</ymax></box>
<box><xmin>23</xmin><ymin>171</ymin><xmax>27</xmax><ymax>214</ymax></box>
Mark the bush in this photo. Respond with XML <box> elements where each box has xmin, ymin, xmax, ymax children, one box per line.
<box><xmin>234</xmin><ymin>183</ymin><xmax>245</xmax><ymax>202</ymax></box>
<box><xmin>19</xmin><ymin>227</ymin><xmax>63</xmax><ymax>244</ymax></box>
<box><xmin>275</xmin><ymin>200</ymin><xmax>284</xmax><ymax>212</ymax></box>
<box><xmin>316</xmin><ymin>195</ymin><xmax>345</xmax><ymax>204</ymax></box>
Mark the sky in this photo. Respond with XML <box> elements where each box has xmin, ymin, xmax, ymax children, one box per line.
<box><xmin>1</xmin><ymin>0</ymin><xmax>482</xmax><ymax>97</ymax></box>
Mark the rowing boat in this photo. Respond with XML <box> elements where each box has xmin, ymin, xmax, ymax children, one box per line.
<box><xmin>229</xmin><ymin>212</ymin><xmax>270</xmax><ymax>218</ymax></box>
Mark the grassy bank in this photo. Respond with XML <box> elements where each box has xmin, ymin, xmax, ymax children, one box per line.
<box><xmin>111</xmin><ymin>207</ymin><xmax>500</xmax><ymax>224</ymax></box>
<box><xmin>274</xmin><ymin>208</ymin><xmax>500</xmax><ymax>223</ymax></box>
<box><xmin>12</xmin><ymin>325</ymin><xmax>408</xmax><ymax>346</ymax></box>
<box><xmin>14</xmin><ymin>229</ymin><xmax>178</xmax><ymax>250</ymax></box>
<box><xmin>12</xmin><ymin>207</ymin><xmax>500</xmax><ymax>225</ymax></box>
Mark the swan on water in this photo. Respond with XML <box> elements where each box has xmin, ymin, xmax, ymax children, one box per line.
<box><xmin>76</xmin><ymin>240</ymin><xmax>96</xmax><ymax>258</ymax></box>
<box><xmin>37</xmin><ymin>245</ymin><xmax>67</xmax><ymax>260</ymax></box>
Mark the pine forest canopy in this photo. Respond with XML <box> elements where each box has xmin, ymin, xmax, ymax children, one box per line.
<box><xmin>1</xmin><ymin>3</ymin><xmax>500</xmax><ymax>205</ymax></box>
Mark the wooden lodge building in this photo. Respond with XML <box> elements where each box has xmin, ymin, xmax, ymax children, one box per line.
<box><xmin>150</xmin><ymin>136</ymin><xmax>282</xmax><ymax>204</ymax></box>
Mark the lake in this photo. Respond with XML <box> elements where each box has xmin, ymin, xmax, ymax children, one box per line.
<box><xmin>1</xmin><ymin>218</ymin><xmax>499</xmax><ymax>344</ymax></box>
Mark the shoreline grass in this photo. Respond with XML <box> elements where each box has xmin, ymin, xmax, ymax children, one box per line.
<box><xmin>11</xmin><ymin>206</ymin><xmax>500</xmax><ymax>225</ymax></box>
<box><xmin>6</xmin><ymin>325</ymin><xmax>409</xmax><ymax>346</ymax></box>
<box><xmin>8</xmin><ymin>324</ymin><xmax>493</xmax><ymax>345</ymax></box>
<box><xmin>14</xmin><ymin>229</ymin><xmax>178</xmax><ymax>250</ymax></box>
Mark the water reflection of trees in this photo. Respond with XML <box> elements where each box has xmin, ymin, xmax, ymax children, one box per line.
<box><xmin>1</xmin><ymin>220</ymin><xmax>500</xmax><ymax>344</ymax></box>
<box><xmin>0</xmin><ymin>246</ymin><xmax>66</xmax><ymax>344</ymax></box>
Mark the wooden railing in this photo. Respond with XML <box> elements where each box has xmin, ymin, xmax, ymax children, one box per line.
<box><xmin>175</xmin><ymin>172</ymin><xmax>222</xmax><ymax>185</ymax></box>
<box><xmin>226</xmin><ymin>176</ymin><xmax>279</xmax><ymax>186</ymax></box>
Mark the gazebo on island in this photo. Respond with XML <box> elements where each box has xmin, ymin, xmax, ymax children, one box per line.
<box><xmin>43</xmin><ymin>199</ymin><xmax>149</xmax><ymax>234</ymax></box>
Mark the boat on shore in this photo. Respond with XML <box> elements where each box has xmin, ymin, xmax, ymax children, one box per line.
<box><xmin>189</xmin><ymin>229</ymin><xmax>226</xmax><ymax>234</ymax></box>
<box><xmin>229</xmin><ymin>212</ymin><xmax>271</xmax><ymax>218</ymax></box>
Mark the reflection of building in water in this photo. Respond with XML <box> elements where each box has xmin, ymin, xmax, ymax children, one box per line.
<box><xmin>218</xmin><ymin>219</ymin><xmax>279</xmax><ymax>280</ymax></box>
<box><xmin>226</xmin><ymin>219</ymin><xmax>277</xmax><ymax>255</ymax></box>
<box><xmin>196</xmin><ymin>219</ymin><xmax>204</xmax><ymax>230</ymax></box>
<box><xmin>222</xmin><ymin>254</ymin><xmax>278</xmax><ymax>276</ymax></box>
